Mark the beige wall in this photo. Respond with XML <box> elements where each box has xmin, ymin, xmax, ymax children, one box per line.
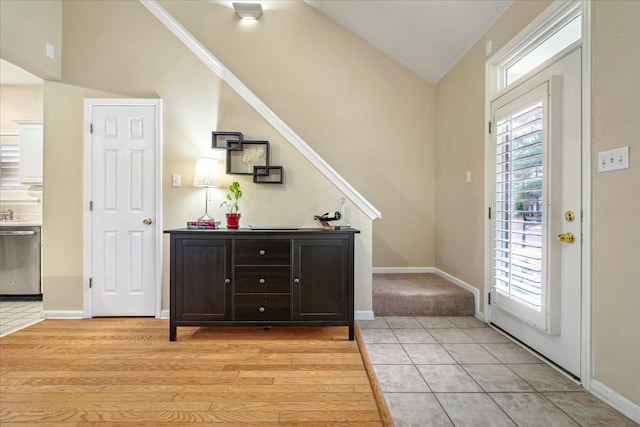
<box><xmin>4</xmin><ymin>1</ymin><xmax>433</xmax><ymax>317</ymax></box>
<box><xmin>54</xmin><ymin>0</ymin><xmax>376</xmax><ymax>312</ymax></box>
<box><xmin>158</xmin><ymin>1</ymin><xmax>436</xmax><ymax>268</ymax></box>
<box><xmin>41</xmin><ymin>81</ymin><xmax>84</xmax><ymax>310</ymax></box>
<box><xmin>0</xmin><ymin>0</ymin><xmax>62</xmax><ymax>81</ymax></box>
<box><xmin>591</xmin><ymin>0</ymin><xmax>640</xmax><ymax>406</ymax></box>
<box><xmin>435</xmin><ymin>0</ymin><xmax>552</xmax><ymax>308</ymax></box>
<box><xmin>435</xmin><ymin>0</ymin><xmax>639</xmax><ymax>407</ymax></box>
<box><xmin>56</xmin><ymin>0</ymin><xmax>437</xmax><ymax>268</ymax></box>
<box><xmin>0</xmin><ymin>85</ymin><xmax>43</xmax><ymax>129</ymax></box>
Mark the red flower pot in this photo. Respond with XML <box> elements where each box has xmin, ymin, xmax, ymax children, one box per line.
<box><xmin>225</xmin><ymin>213</ymin><xmax>241</xmax><ymax>229</ymax></box>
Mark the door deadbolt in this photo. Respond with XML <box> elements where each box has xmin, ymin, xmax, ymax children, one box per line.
<box><xmin>564</xmin><ymin>211</ymin><xmax>575</xmax><ymax>222</ymax></box>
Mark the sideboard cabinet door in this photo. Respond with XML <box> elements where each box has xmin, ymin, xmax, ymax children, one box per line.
<box><xmin>292</xmin><ymin>238</ymin><xmax>351</xmax><ymax>322</ymax></box>
<box><xmin>173</xmin><ymin>238</ymin><xmax>232</xmax><ymax>323</ymax></box>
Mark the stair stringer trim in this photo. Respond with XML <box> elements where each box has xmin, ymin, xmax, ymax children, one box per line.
<box><xmin>139</xmin><ymin>0</ymin><xmax>381</xmax><ymax>220</ymax></box>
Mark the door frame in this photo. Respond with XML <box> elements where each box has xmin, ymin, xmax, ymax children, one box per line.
<box><xmin>83</xmin><ymin>98</ymin><xmax>163</xmax><ymax>319</ymax></box>
<box><xmin>483</xmin><ymin>0</ymin><xmax>592</xmax><ymax>387</ymax></box>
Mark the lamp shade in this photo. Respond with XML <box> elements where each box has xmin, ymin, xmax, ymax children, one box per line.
<box><xmin>193</xmin><ymin>158</ymin><xmax>219</xmax><ymax>188</ymax></box>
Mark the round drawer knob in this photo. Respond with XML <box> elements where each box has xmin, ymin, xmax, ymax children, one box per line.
<box><xmin>225</xmin><ymin>278</ymin><xmax>231</xmax><ymax>284</ymax></box>
<box><xmin>293</xmin><ymin>277</ymin><xmax>300</xmax><ymax>284</ymax></box>
<box><xmin>259</xmin><ymin>306</ymin><xmax>266</xmax><ymax>313</ymax></box>
<box><xmin>259</xmin><ymin>278</ymin><xmax>266</xmax><ymax>284</ymax></box>
<box><xmin>259</xmin><ymin>249</ymin><xmax>266</xmax><ymax>256</ymax></box>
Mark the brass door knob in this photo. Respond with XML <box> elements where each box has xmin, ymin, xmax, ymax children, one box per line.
<box><xmin>143</xmin><ymin>218</ymin><xmax>153</xmax><ymax>225</ymax></box>
<box><xmin>557</xmin><ymin>232</ymin><xmax>575</xmax><ymax>243</ymax></box>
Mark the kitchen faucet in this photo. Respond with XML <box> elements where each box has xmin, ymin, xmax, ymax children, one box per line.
<box><xmin>1</xmin><ymin>209</ymin><xmax>14</xmax><ymax>220</ymax></box>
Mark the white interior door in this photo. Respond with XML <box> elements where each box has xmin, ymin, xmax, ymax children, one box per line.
<box><xmin>89</xmin><ymin>101</ymin><xmax>159</xmax><ymax>316</ymax></box>
<box><xmin>489</xmin><ymin>48</ymin><xmax>582</xmax><ymax>378</ymax></box>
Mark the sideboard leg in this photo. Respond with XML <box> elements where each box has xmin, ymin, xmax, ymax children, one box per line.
<box><xmin>170</xmin><ymin>325</ymin><xmax>176</xmax><ymax>341</ymax></box>
<box><xmin>349</xmin><ymin>323</ymin><xmax>355</xmax><ymax>341</ymax></box>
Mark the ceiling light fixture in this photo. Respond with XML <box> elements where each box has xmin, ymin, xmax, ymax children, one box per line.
<box><xmin>233</xmin><ymin>2</ymin><xmax>263</xmax><ymax>20</ymax></box>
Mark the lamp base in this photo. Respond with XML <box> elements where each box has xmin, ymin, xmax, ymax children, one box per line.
<box><xmin>198</xmin><ymin>213</ymin><xmax>214</xmax><ymax>222</ymax></box>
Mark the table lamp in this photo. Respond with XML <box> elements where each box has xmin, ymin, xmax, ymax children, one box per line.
<box><xmin>193</xmin><ymin>158</ymin><xmax>219</xmax><ymax>222</ymax></box>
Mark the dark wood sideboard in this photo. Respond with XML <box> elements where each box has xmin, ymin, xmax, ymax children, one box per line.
<box><xmin>165</xmin><ymin>228</ymin><xmax>360</xmax><ymax>341</ymax></box>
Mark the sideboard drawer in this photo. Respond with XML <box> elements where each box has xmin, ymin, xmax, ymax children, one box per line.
<box><xmin>235</xmin><ymin>266</ymin><xmax>290</xmax><ymax>293</ymax></box>
<box><xmin>234</xmin><ymin>295</ymin><xmax>290</xmax><ymax>321</ymax></box>
<box><xmin>235</xmin><ymin>239</ymin><xmax>290</xmax><ymax>265</ymax></box>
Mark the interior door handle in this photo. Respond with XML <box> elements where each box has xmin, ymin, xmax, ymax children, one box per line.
<box><xmin>143</xmin><ymin>218</ymin><xmax>153</xmax><ymax>225</ymax></box>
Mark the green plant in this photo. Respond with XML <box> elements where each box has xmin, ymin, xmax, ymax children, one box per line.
<box><xmin>220</xmin><ymin>181</ymin><xmax>242</xmax><ymax>213</ymax></box>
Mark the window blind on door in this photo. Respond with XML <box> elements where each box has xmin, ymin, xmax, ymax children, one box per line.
<box><xmin>494</xmin><ymin>100</ymin><xmax>544</xmax><ymax>310</ymax></box>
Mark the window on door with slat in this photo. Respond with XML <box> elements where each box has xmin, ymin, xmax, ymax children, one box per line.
<box><xmin>491</xmin><ymin>82</ymin><xmax>549</xmax><ymax>328</ymax></box>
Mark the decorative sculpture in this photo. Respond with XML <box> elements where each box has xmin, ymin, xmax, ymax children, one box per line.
<box><xmin>314</xmin><ymin>211</ymin><xmax>343</xmax><ymax>230</ymax></box>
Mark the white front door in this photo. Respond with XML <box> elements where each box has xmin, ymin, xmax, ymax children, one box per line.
<box><xmin>489</xmin><ymin>48</ymin><xmax>582</xmax><ymax>378</ymax></box>
<box><xmin>87</xmin><ymin>100</ymin><xmax>160</xmax><ymax>316</ymax></box>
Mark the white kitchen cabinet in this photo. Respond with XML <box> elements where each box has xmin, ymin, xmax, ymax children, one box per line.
<box><xmin>15</xmin><ymin>120</ymin><xmax>43</xmax><ymax>185</ymax></box>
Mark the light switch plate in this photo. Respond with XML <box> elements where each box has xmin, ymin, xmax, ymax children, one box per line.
<box><xmin>171</xmin><ymin>174</ymin><xmax>181</xmax><ymax>187</ymax></box>
<box><xmin>46</xmin><ymin>43</ymin><xmax>55</xmax><ymax>59</ymax></box>
<box><xmin>598</xmin><ymin>146</ymin><xmax>629</xmax><ymax>172</ymax></box>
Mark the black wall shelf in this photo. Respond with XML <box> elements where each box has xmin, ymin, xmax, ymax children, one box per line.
<box><xmin>253</xmin><ymin>165</ymin><xmax>283</xmax><ymax>184</ymax></box>
<box><xmin>212</xmin><ymin>131</ymin><xmax>284</xmax><ymax>184</ymax></box>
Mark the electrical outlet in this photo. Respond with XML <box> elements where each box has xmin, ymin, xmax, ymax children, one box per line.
<box><xmin>466</xmin><ymin>171</ymin><xmax>471</xmax><ymax>183</ymax></box>
<box><xmin>172</xmin><ymin>174</ymin><xmax>181</xmax><ymax>187</ymax></box>
<box><xmin>598</xmin><ymin>146</ymin><xmax>630</xmax><ymax>172</ymax></box>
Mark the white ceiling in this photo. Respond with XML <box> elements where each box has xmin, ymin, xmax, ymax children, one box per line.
<box><xmin>305</xmin><ymin>0</ymin><xmax>513</xmax><ymax>84</ymax></box>
<box><xmin>0</xmin><ymin>59</ymin><xmax>43</xmax><ymax>85</ymax></box>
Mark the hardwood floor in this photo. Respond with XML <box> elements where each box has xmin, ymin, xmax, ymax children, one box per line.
<box><xmin>0</xmin><ymin>318</ymin><xmax>389</xmax><ymax>426</ymax></box>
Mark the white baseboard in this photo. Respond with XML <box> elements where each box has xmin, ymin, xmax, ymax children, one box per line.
<box><xmin>160</xmin><ymin>309</ymin><xmax>170</xmax><ymax>320</ymax></box>
<box><xmin>372</xmin><ymin>267</ymin><xmax>484</xmax><ymax>321</ymax></box>
<box><xmin>355</xmin><ymin>310</ymin><xmax>374</xmax><ymax>320</ymax></box>
<box><xmin>40</xmin><ymin>310</ymin><xmax>84</xmax><ymax>319</ymax></box>
<box><xmin>372</xmin><ymin>267</ymin><xmax>435</xmax><ymax>274</ymax></box>
<box><xmin>590</xmin><ymin>379</ymin><xmax>640</xmax><ymax>423</ymax></box>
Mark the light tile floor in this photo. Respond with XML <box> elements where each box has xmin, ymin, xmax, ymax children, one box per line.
<box><xmin>358</xmin><ymin>316</ymin><xmax>638</xmax><ymax>427</ymax></box>
<box><xmin>0</xmin><ymin>300</ymin><xmax>43</xmax><ymax>338</ymax></box>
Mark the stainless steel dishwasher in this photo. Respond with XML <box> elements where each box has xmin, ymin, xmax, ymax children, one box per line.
<box><xmin>0</xmin><ymin>226</ymin><xmax>41</xmax><ymax>296</ymax></box>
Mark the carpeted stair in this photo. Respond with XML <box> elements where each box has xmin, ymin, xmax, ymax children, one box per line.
<box><xmin>373</xmin><ymin>273</ymin><xmax>475</xmax><ymax>316</ymax></box>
